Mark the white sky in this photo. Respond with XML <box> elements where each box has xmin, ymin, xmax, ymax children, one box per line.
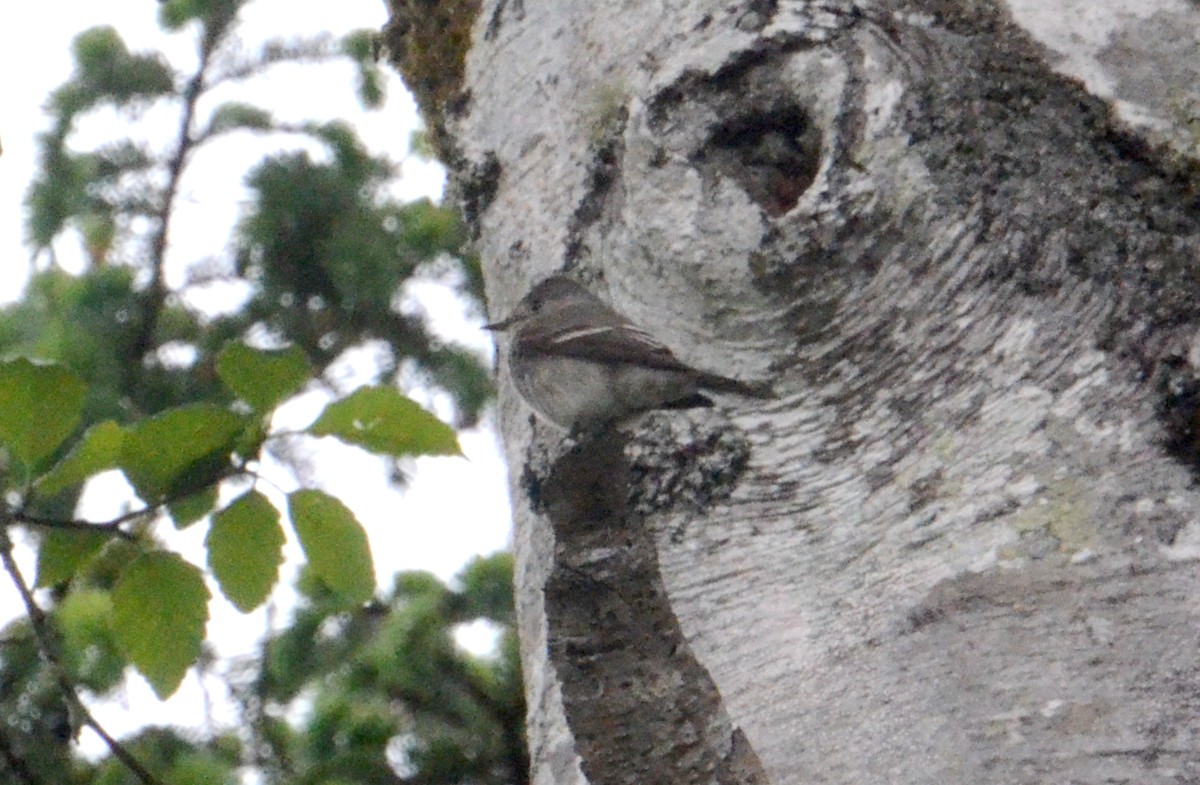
<box><xmin>0</xmin><ymin>0</ymin><xmax>512</xmax><ymax>756</ymax></box>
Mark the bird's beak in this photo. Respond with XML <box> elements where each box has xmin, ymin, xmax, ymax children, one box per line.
<box><xmin>482</xmin><ymin>317</ymin><xmax>513</xmax><ymax>331</ymax></box>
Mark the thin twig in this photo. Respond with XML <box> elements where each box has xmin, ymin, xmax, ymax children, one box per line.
<box><xmin>8</xmin><ymin>512</ymin><xmax>138</xmax><ymax>541</ymax></box>
<box><xmin>79</xmin><ymin>712</ymin><xmax>165</xmax><ymax>785</ymax></box>
<box><xmin>13</xmin><ymin>466</ymin><xmax>248</xmax><ymax>541</ymax></box>
<box><xmin>0</xmin><ymin>528</ymin><xmax>169</xmax><ymax>785</ymax></box>
<box><xmin>206</xmin><ymin>35</ymin><xmax>341</xmax><ymax>87</ymax></box>
<box><xmin>191</xmin><ymin>118</ymin><xmax>315</xmax><ymax>148</ymax></box>
<box><xmin>227</xmin><ymin>461</ymin><xmax>290</xmax><ymax>501</ymax></box>
<box><xmin>0</xmin><ymin>722</ymin><xmax>46</xmax><ymax>785</ymax></box>
<box><xmin>0</xmin><ymin>633</ymin><xmax>34</xmax><ymax>648</ymax></box>
<box><xmin>124</xmin><ymin>13</ymin><xmax>229</xmax><ymax>401</ymax></box>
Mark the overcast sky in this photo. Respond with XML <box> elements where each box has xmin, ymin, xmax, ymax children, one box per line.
<box><xmin>0</xmin><ymin>0</ymin><xmax>512</xmax><ymax>752</ymax></box>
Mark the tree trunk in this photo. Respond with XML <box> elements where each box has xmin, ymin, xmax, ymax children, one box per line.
<box><xmin>420</xmin><ymin>0</ymin><xmax>1200</xmax><ymax>781</ymax></box>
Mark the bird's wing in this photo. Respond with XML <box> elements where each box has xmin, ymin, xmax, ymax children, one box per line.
<box><xmin>535</xmin><ymin>321</ymin><xmax>695</xmax><ymax>372</ymax></box>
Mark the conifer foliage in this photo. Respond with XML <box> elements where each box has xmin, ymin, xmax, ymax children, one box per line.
<box><xmin>0</xmin><ymin>1</ymin><xmax>523</xmax><ymax>782</ymax></box>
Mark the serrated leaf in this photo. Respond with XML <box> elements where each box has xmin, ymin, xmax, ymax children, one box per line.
<box><xmin>0</xmin><ymin>358</ymin><xmax>86</xmax><ymax>468</ymax></box>
<box><xmin>34</xmin><ymin>420</ymin><xmax>124</xmax><ymax>498</ymax></box>
<box><xmin>86</xmin><ymin>538</ymin><xmax>140</xmax><ymax>588</ymax></box>
<box><xmin>168</xmin><ymin>487</ymin><xmax>218</xmax><ymax>529</ymax></box>
<box><xmin>207</xmin><ymin>491</ymin><xmax>285</xmax><ymax>612</ymax></box>
<box><xmin>288</xmin><ymin>490</ymin><xmax>374</xmax><ymax>604</ymax></box>
<box><xmin>56</xmin><ymin>589</ymin><xmax>125</xmax><ymax>691</ymax></box>
<box><xmin>309</xmin><ymin>386</ymin><xmax>460</xmax><ymax>458</ymax></box>
<box><xmin>35</xmin><ymin>529</ymin><xmax>111</xmax><ymax>587</ymax></box>
<box><xmin>111</xmin><ymin>551</ymin><xmax>210</xmax><ymax>699</ymax></box>
<box><xmin>119</xmin><ymin>405</ymin><xmax>246</xmax><ymax>503</ymax></box>
<box><xmin>216</xmin><ymin>343</ymin><xmax>311</xmax><ymax>412</ymax></box>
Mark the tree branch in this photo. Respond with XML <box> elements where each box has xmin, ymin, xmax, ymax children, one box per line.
<box><xmin>0</xmin><ymin>527</ymin><xmax>169</xmax><ymax>785</ymax></box>
<box><xmin>206</xmin><ymin>35</ymin><xmax>342</xmax><ymax>87</ymax></box>
<box><xmin>235</xmin><ymin>602</ymin><xmax>296</xmax><ymax>782</ymax></box>
<box><xmin>13</xmin><ymin>465</ymin><xmax>249</xmax><ymax>541</ymax></box>
<box><xmin>190</xmin><ymin>119</ymin><xmax>314</xmax><ymax>150</ymax></box>
<box><xmin>124</xmin><ymin>14</ymin><xmax>228</xmax><ymax>403</ymax></box>
<box><xmin>8</xmin><ymin>511</ymin><xmax>138</xmax><ymax>541</ymax></box>
<box><xmin>0</xmin><ymin>722</ymin><xmax>46</xmax><ymax>785</ymax></box>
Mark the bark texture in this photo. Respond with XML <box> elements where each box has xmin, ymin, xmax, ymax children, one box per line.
<box><xmin>433</xmin><ymin>0</ymin><xmax>1200</xmax><ymax>782</ymax></box>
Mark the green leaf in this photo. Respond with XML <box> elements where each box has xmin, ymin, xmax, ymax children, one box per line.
<box><xmin>207</xmin><ymin>491</ymin><xmax>285</xmax><ymax>612</ymax></box>
<box><xmin>168</xmin><ymin>487</ymin><xmax>219</xmax><ymax>529</ymax></box>
<box><xmin>158</xmin><ymin>0</ymin><xmax>202</xmax><ymax>30</ymax></box>
<box><xmin>34</xmin><ymin>420</ymin><xmax>125</xmax><ymax>498</ymax></box>
<box><xmin>56</xmin><ymin>589</ymin><xmax>125</xmax><ymax>692</ymax></box>
<box><xmin>169</xmin><ymin>752</ymin><xmax>240</xmax><ymax>785</ymax></box>
<box><xmin>111</xmin><ymin>551</ymin><xmax>210</xmax><ymax>699</ymax></box>
<box><xmin>288</xmin><ymin>490</ymin><xmax>374</xmax><ymax>604</ymax></box>
<box><xmin>60</xmin><ymin>26</ymin><xmax>175</xmax><ymax>112</ymax></box>
<box><xmin>409</xmin><ymin>129</ymin><xmax>434</xmax><ymax>161</ymax></box>
<box><xmin>206</xmin><ymin>102</ymin><xmax>275</xmax><ymax>136</ymax></box>
<box><xmin>309</xmin><ymin>386</ymin><xmax>460</xmax><ymax>458</ymax></box>
<box><xmin>341</xmin><ymin>29</ymin><xmax>375</xmax><ymax>62</ymax></box>
<box><xmin>120</xmin><ymin>405</ymin><xmax>246</xmax><ymax>502</ymax></box>
<box><xmin>35</xmin><ymin>529</ymin><xmax>111</xmax><ymax>588</ymax></box>
<box><xmin>457</xmin><ymin>553</ymin><xmax>516</xmax><ymax>624</ymax></box>
<box><xmin>356</xmin><ymin>67</ymin><xmax>385</xmax><ymax>109</ymax></box>
<box><xmin>216</xmin><ymin>343</ymin><xmax>311</xmax><ymax>412</ymax></box>
<box><xmin>0</xmin><ymin>358</ymin><xmax>86</xmax><ymax>469</ymax></box>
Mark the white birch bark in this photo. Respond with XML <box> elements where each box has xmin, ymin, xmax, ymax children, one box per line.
<box><xmin>442</xmin><ymin>0</ymin><xmax>1200</xmax><ymax>781</ymax></box>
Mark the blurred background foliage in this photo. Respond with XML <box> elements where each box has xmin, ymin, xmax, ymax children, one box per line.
<box><xmin>0</xmin><ymin>0</ymin><xmax>523</xmax><ymax>782</ymax></box>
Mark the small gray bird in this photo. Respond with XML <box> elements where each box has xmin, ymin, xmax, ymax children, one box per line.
<box><xmin>484</xmin><ymin>276</ymin><xmax>769</xmax><ymax>431</ymax></box>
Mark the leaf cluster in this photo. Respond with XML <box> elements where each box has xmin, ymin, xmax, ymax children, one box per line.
<box><xmin>19</xmin><ymin>0</ymin><xmax>491</xmax><ymax>429</ymax></box>
<box><xmin>0</xmin><ymin>348</ymin><xmax>459</xmax><ymax>699</ymax></box>
<box><xmin>253</xmin><ymin>554</ymin><xmax>526</xmax><ymax>785</ymax></box>
<box><xmin>0</xmin><ymin>3</ymin><xmax>516</xmax><ymax>783</ymax></box>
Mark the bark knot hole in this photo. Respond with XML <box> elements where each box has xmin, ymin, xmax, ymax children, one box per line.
<box><xmin>703</xmin><ymin>105</ymin><xmax>820</xmax><ymax>217</ymax></box>
<box><xmin>1156</xmin><ymin>353</ymin><xmax>1200</xmax><ymax>479</ymax></box>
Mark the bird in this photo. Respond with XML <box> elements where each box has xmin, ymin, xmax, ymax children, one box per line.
<box><xmin>484</xmin><ymin>275</ymin><xmax>770</xmax><ymax>431</ymax></box>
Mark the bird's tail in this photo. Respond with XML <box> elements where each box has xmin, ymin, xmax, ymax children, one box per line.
<box><xmin>696</xmin><ymin>372</ymin><xmax>775</xmax><ymax>399</ymax></box>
